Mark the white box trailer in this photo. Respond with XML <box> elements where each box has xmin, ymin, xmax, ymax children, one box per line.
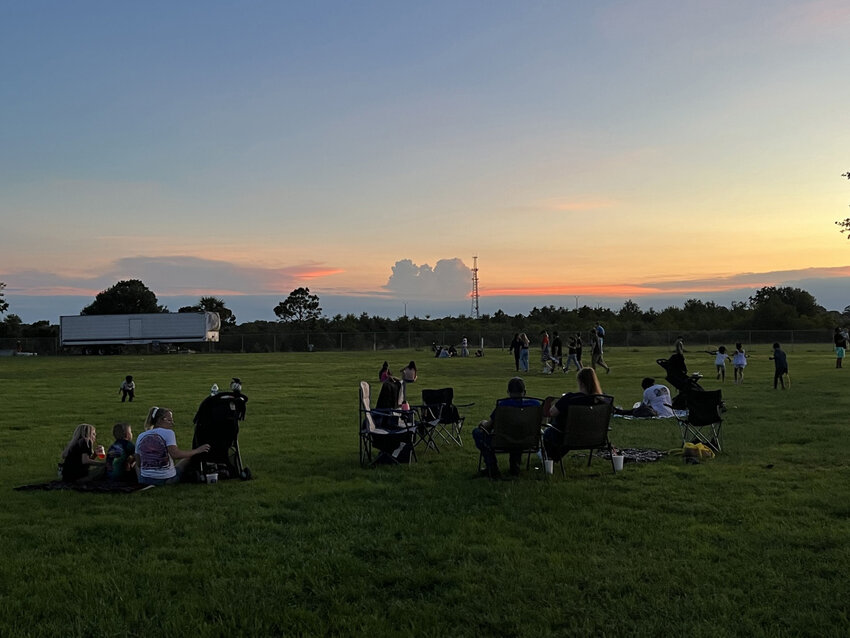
<box><xmin>60</xmin><ymin>312</ymin><xmax>220</xmax><ymax>346</ymax></box>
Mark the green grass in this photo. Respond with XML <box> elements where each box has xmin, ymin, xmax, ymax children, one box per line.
<box><xmin>1</xmin><ymin>346</ymin><xmax>849</xmax><ymax>637</ymax></box>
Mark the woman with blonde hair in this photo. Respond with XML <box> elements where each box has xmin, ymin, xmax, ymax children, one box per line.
<box><xmin>543</xmin><ymin>368</ymin><xmax>610</xmax><ymax>462</ymax></box>
<box><xmin>60</xmin><ymin>423</ymin><xmax>105</xmax><ymax>482</ymax></box>
<box><xmin>136</xmin><ymin>407</ymin><xmax>210</xmax><ymax>486</ymax></box>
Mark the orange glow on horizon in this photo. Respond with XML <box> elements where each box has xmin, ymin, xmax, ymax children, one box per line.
<box><xmin>296</xmin><ymin>268</ymin><xmax>345</xmax><ymax>279</ymax></box>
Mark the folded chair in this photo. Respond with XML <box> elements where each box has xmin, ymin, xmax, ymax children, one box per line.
<box><xmin>477</xmin><ymin>403</ymin><xmax>545</xmax><ymax>473</ymax></box>
<box><xmin>359</xmin><ymin>381</ymin><xmax>417</xmax><ymax>467</ymax></box>
<box><xmin>421</xmin><ymin>388</ymin><xmax>473</xmax><ymax>447</ymax></box>
<box><xmin>552</xmin><ymin>396</ymin><xmax>615</xmax><ymax>476</ymax></box>
<box><xmin>676</xmin><ymin>389</ymin><xmax>723</xmax><ymax>453</ymax></box>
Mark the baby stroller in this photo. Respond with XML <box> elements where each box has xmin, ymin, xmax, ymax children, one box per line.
<box><xmin>656</xmin><ymin>353</ymin><xmax>704</xmax><ymax>410</ymax></box>
<box><xmin>188</xmin><ymin>385</ymin><xmax>251</xmax><ymax>481</ymax></box>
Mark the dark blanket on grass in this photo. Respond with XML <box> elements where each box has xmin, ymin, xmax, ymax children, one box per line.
<box><xmin>14</xmin><ymin>480</ymin><xmax>147</xmax><ymax>493</ymax></box>
<box><xmin>573</xmin><ymin>448</ymin><xmax>667</xmax><ymax>463</ymax></box>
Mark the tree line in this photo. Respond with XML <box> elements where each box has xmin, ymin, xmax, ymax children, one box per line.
<box><xmin>0</xmin><ymin>278</ymin><xmax>846</xmax><ymax>341</ymax></box>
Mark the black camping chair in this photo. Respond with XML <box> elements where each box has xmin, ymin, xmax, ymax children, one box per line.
<box><xmin>477</xmin><ymin>402</ymin><xmax>545</xmax><ymax>474</ymax></box>
<box><xmin>676</xmin><ymin>389</ymin><xmax>724</xmax><ymax>453</ymax></box>
<box><xmin>421</xmin><ymin>388</ymin><xmax>473</xmax><ymax>447</ymax></box>
<box><xmin>545</xmin><ymin>394</ymin><xmax>615</xmax><ymax>476</ymax></box>
<box><xmin>657</xmin><ymin>354</ymin><xmax>704</xmax><ymax>410</ymax></box>
<box><xmin>359</xmin><ymin>381</ymin><xmax>417</xmax><ymax>467</ymax></box>
<box><xmin>191</xmin><ymin>390</ymin><xmax>251</xmax><ymax>480</ymax></box>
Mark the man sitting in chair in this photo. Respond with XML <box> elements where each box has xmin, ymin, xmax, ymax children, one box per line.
<box><xmin>472</xmin><ymin>377</ymin><xmax>541</xmax><ymax>479</ymax></box>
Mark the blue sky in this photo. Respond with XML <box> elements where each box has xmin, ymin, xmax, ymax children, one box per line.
<box><xmin>2</xmin><ymin>1</ymin><xmax>849</xmax><ymax>323</ymax></box>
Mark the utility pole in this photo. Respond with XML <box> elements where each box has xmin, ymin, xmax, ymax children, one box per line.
<box><xmin>471</xmin><ymin>255</ymin><xmax>480</xmax><ymax>319</ymax></box>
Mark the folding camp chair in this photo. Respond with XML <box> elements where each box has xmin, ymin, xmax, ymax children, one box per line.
<box><xmin>676</xmin><ymin>389</ymin><xmax>723</xmax><ymax>453</ymax></box>
<box><xmin>550</xmin><ymin>395</ymin><xmax>615</xmax><ymax>476</ymax></box>
<box><xmin>477</xmin><ymin>402</ymin><xmax>545</xmax><ymax>473</ymax></box>
<box><xmin>421</xmin><ymin>388</ymin><xmax>473</xmax><ymax>447</ymax></box>
<box><xmin>359</xmin><ymin>381</ymin><xmax>417</xmax><ymax>467</ymax></box>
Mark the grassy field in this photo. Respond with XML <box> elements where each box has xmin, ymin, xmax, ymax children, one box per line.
<box><xmin>1</xmin><ymin>345</ymin><xmax>849</xmax><ymax>637</ymax></box>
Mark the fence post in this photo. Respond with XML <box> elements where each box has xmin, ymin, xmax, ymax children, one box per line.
<box><xmin>340</xmin><ymin>332</ymin><xmax>343</xmax><ymax>351</ymax></box>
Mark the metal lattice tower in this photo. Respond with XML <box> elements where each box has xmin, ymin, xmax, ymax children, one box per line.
<box><xmin>471</xmin><ymin>255</ymin><xmax>479</xmax><ymax>319</ymax></box>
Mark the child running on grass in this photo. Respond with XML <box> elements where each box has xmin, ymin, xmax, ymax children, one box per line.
<box><xmin>705</xmin><ymin>345</ymin><xmax>731</xmax><ymax>382</ymax></box>
<box><xmin>119</xmin><ymin>375</ymin><xmax>135</xmax><ymax>402</ymax></box>
<box><xmin>732</xmin><ymin>343</ymin><xmax>748</xmax><ymax>384</ymax></box>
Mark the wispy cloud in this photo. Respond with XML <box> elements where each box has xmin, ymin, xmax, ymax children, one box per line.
<box><xmin>1</xmin><ymin>256</ymin><xmax>347</xmax><ymax>297</ymax></box>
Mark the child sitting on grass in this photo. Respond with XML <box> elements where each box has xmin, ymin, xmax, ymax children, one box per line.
<box><xmin>60</xmin><ymin>424</ymin><xmax>105</xmax><ymax>482</ymax></box>
<box><xmin>105</xmin><ymin>422</ymin><xmax>136</xmax><ymax>483</ymax></box>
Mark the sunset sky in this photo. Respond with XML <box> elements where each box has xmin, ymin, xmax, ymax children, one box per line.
<box><xmin>2</xmin><ymin>1</ymin><xmax>849</xmax><ymax>323</ymax></box>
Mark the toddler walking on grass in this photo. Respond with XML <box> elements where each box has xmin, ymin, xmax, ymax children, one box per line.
<box><xmin>119</xmin><ymin>375</ymin><xmax>135</xmax><ymax>402</ymax></box>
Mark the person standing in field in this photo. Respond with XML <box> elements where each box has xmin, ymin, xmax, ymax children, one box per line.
<box><xmin>834</xmin><ymin>327</ymin><xmax>847</xmax><ymax>369</ymax></box>
<box><xmin>589</xmin><ymin>328</ymin><xmax>609</xmax><ymax>374</ymax></box>
<box><xmin>509</xmin><ymin>333</ymin><xmax>521</xmax><ymax>371</ymax></box>
<box><xmin>674</xmin><ymin>336</ymin><xmax>685</xmax><ymax>355</ymax></box>
<box><xmin>518</xmin><ymin>333</ymin><xmax>530</xmax><ymax>372</ymax></box>
<box><xmin>574</xmin><ymin>332</ymin><xmax>583</xmax><ymax>367</ymax></box>
<box><xmin>769</xmin><ymin>343</ymin><xmax>789</xmax><ymax>390</ymax></box>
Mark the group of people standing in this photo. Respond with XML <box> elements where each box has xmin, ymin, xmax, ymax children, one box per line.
<box><xmin>509</xmin><ymin>323</ymin><xmax>609</xmax><ymax>374</ymax></box>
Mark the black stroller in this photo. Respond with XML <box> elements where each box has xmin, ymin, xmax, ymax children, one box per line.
<box><xmin>656</xmin><ymin>353</ymin><xmax>704</xmax><ymax>410</ymax></box>
<box><xmin>188</xmin><ymin>386</ymin><xmax>251</xmax><ymax>481</ymax></box>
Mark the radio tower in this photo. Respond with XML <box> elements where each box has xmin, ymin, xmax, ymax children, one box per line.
<box><xmin>471</xmin><ymin>255</ymin><xmax>480</xmax><ymax>319</ymax></box>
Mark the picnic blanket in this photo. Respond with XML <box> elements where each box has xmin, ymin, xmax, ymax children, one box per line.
<box><xmin>574</xmin><ymin>448</ymin><xmax>668</xmax><ymax>463</ymax></box>
<box><xmin>14</xmin><ymin>480</ymin><xmax>151</xmax><ymax>493</ymax></box>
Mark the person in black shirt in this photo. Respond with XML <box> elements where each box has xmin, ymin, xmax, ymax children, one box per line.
<box><xmin>60</xmin><ymin>423</ymin><xmax>105</xmax><ymax>482</ymax></box>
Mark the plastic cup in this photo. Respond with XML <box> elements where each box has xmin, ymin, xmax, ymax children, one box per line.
<box><xmin>612</xmin><ymin>455</ymin><xmax>624</xmax><ymax>472</ymax></box>
<box><xmin>96</xmin><ymin>446</ymin><xmax>106</xmax><ymax>460</ymax></box>
<box><xmin>544</xmin><ymin>460</ymin><xmax>554</xmax><ymax>475</ymax></box>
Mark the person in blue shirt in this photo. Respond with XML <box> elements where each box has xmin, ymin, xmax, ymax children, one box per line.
<box><xmin>472</xmin><ymin>377</ymin><xmax>541</xmax><ymax>479</ymax></box>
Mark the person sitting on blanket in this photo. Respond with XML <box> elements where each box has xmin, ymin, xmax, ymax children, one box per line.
<box><xmin>105</xmin><ymin>422</ymin><xmax>137</xmax><ymax>483</ymax></box>
<box><xmin>542</xmin><ymin>368</ymin><xmax>609</xmax><ymax>462</ymax></box>
<box><xmin>136</xmin><ymin>407</ymin><xmax>210</xmax><ymax>486</ymax></box>
<box><xmin>472</xmin><ymin>377</ymin><xmax>541</xmax><ymax>479</ymax></box>
<box><xmin>614</xmin><ymin>378</ymin><xmax>674</xmax><ymax>418</ymax></box>
<box><xmin>60</xmin><ymin>423</ymin><xmax>106</xmax><ymax>482</ymax></box>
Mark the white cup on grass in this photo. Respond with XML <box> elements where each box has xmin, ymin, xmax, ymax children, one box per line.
<box><xmin>544</xmin><ymin>460</ymin><xmax>554</xmax><ymax>475</ymax></box>
<box><xmin>612</xmin><ymin>455</ymin><xmax>624</xmax><ymax>472</ymax></box>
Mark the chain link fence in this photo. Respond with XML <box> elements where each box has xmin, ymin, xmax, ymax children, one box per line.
<box><xmin>1</xmin><ymin>329</ymin><xmax>831</xmax><ymax>357</ymax></box>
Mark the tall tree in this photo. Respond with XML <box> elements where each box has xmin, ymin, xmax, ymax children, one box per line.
<box><xmin>81</xmin><ymin>279</ymin><xmax>166</xmax><ymax>315</ymax></box>
<box><xmin>178</xmin><ymin>296</ymin><xmax>236</xmax><ymax>326</ymax></box>
<box><xmin>274</xmin><ymin>287</ymin><xmax>322</xmax><ymax>326</ymax></box>
<box><xmin>0</xmin><ymin>281</ymin><xmax>8</xmax><ymax>314</ymax></box>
